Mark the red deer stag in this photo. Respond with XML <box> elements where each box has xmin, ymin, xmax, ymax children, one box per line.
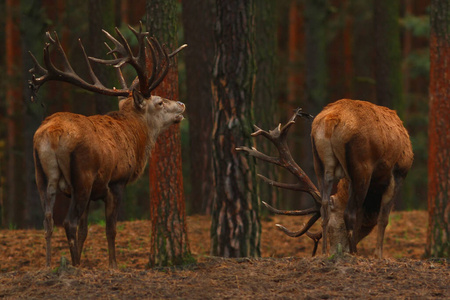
<box><xmin>29</xmin><ymin>23</ymin><xmax>186</xmax><ymax>268</ymax></box>
<box><xmin>237</xmin><ymin>99</ymin><xmax>413</xmax><ymax>257</ymax></box>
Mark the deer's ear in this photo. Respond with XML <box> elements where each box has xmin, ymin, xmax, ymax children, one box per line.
<box><xmin>132</xmin><ymin>89</ymin><xmax>146</xmax><ymax>110</ymax></box>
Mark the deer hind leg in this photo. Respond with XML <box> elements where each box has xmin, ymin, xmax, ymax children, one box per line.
<box><xmin>344</xmin><ymin>171</ymin><xmax>371</xmax><ymax>254</ymax></box>
<box><xmin>76</xmin><ymin>201</ymin><xmax>91</xmax><ymax>262</ymax></box>
<box><xmin>105</xmin><ymin>184</ymin><xmax>124</xmax><ymax>268</ymax></box>
<box><xmin>376</xmin><ymin>174</ymin><xmax>400</xmax><ymax>258</ymax></box>
<box><xmin>35</xmin><ymin>150</ymin><xmax>58</xmax><ymax>268</ymax></box>
<box><xmin>63</xmin><ymin>185</ymin><xmax>91</xmax><ymax>267</ymax></box>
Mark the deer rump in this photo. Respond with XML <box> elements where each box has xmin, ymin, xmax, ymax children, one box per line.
<box><xmin>311</xmin><ymin>99</ymin><xmax>413</xmax><ymax>255</ymax></box>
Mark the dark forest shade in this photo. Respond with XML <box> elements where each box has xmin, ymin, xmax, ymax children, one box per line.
<box><xmin>181</xmin><ymin>0</ymin><xmax>215</xmax><ymax>214</ymax></box>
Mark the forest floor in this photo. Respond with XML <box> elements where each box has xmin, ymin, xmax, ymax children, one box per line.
<box><xmin>0</xmin><ymin>210</ymin><xmax>449</xmax><ymax>299</ymax></box>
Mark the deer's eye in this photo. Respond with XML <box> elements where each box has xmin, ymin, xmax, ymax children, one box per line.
<box><xmin>157</xmin><ymin>101</ymin><xmax>163</xmax><ymax>107</ymax></box>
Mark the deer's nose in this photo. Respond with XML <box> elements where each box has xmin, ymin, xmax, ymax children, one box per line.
<box><xmin>177</xmin><ymin>101</ymin><xmax>185</xmax><ymax>107</ymax></box>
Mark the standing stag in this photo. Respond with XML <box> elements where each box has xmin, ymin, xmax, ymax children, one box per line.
<box><xmin>29</xmin><ymin>23</ymin><xmax>186</xmax><ymax>268</ymax></box>
<box><xmin>237</xmin><ymin>99</ymin><xmax>413</xmax><ymax>257</ymax></box>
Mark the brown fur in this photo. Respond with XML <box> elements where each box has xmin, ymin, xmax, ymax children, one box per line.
<box><xmin>34</xmin><ymin>93</ymin><xmax>185</xmax><ymax>268</ymax></box>
<box><xmin>311</xmin><ymin>99</ymin><xmax>413</xmax><ymax>257</ymax></box>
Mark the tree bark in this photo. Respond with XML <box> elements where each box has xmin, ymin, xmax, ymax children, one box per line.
<box><xmin>210</xmin><ymin>0</ymin><xmax>261</xmax><ymax>258</ymax></box>
<box><xmin>4</xmin><ymin>0</ymin><xmax>25</xmax><ymax>228</ymax></box>
<box><xmin>373</xmin><ymin>0</ymin><xmax>403</xmax><ymax>114</ymax></box>
<box><xmin>253</xmin><ymin>0</ymin><xmax>279</xmax><ymax>209</ymax></box>
<box><xmin>181</xmin><ymin>0</ymin><xmax>215</xmax><ymax>214</ymax></box>
<box><xmin>146</xmin><ymin>0</ymin><xmax>191</xmax><ymax>266</ymax></box>
<box><xmin>21</xmin><ymin>0</ymin><xmax>47</xmax><ymax>228</ymax></box>
<box><xmin>426</xmin><ymin>0</ymin><xmax>450</xmax><ymax>258</ymax></box>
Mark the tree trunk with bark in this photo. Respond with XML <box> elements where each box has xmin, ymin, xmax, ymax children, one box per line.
<box><xmin>146</xmin><ymin>0</ymin><xmax>191</xmax><ymax>266</ymax></box>
<box><xmin>210</xmin><ymin>0</ymin><xmax>261</xmax><ymax>258</ymax></box>
<box><xmin>3</xmin><ymin>0</ymin><xmax>25</xmax><ymax>228</ymax></box>
<box><xmin>21</xmin><ymin>0</ymin><xmax>47</xmax><ymax>228</ymax></box>
<box><xmin>426</xmin><ymin>0</ymin><xmax>450</xmax><ymax>258</ymax></box>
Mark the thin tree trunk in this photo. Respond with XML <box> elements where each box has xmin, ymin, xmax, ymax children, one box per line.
<box><xmin>146</xmin><ymin>0</ymin><xmax>191</xmax><ymax>267</ymax></box>
<box><xmin>21</xmin><ymin>0</ymin><xmax>46</xmax><ymax>228</ymax></box>
<box><xmin>254</xmin><ymin>0</ymin><xmax>278</xmax><ymax>209</ymax></box>
<box><xmin>210</xmin><ymin>0</ymin><xmax>260</xmax><ymax>258</ymax></box>
<box><xmin>426</xmin><ymin>0</ymin><xmax>450</xmax><ymax>258</ymax></box>
<box><xmin>373</xmin><ymin>0</ymin><xmax>403</xmax><ymax>113</ymax></box>
<box><xmin>181</xmin><ymin>0</ymin><xmax>215</xmax><ymax>214</ymax></box>
<box><xmin>4</xmin><ymin>0</ymin><xmax>24</xmax><ymax>228</ymax></box>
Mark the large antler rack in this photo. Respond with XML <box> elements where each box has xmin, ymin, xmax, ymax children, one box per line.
<box><xmin>28</xmin><ymin>21</ymin><xmax>187</xmax><ymax>101</ymax></box>
<box><xmin>236</xmin><ymin>108</ymin><xmax>323</xmax><ymax>256</ymax></box>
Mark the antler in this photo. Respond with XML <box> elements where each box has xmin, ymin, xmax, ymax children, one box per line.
<box><xmin>236</xmin><ymin>108</ymin><xmax>322</xmax><ymax>256</ymax></box>
<box><xmin>28</xmin><ymin>22</ymin><xmax>187</xmax><ymax>101</ymax></box>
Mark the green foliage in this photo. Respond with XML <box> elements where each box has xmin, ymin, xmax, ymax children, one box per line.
<box><xmin>401</xmin><ymin>14</ymin><xmax>430</xmax><ymax>37</ymax></box>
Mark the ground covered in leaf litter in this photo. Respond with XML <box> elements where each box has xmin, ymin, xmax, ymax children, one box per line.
<box><xmin>0</xmin><ymin>210</ymin><xmax>448</xmax><ymax>299</ymax></box>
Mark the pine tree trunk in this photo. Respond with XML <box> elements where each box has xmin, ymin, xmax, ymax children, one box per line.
<box><xmin>181</xmin><ymin>0</ymin><xmax>215</xmax><ymax>214</ymax></box>
<box><xmin>210</xmin><ymin>0</ymin><xmax>261</xmax><ymax>258</ymax></box>
<box><xmin>4</xmin><ymin>0</ymin><xmax>25</xmax><ymax>228</ymax></box>
<box><xmin>146</xmin><ymin>0</ymin><xmax>191</xmax><ymax>267</ymax></box>
<box><xmin>21</xmin><ymin>0</ymin><xmax>46</xmax><ymax>228</ymax></box>
<box><xmin>426</xmin><ymin>0</ymin><xmax>450</xmax><ymax>258</ymax></box>
<box><xmin>254</xmin><ymin>0</ymin><xmax>279</xmax><ymax>209</ymax></box>
<box><xmin>373</xmin><ymin>0</ymin><xmax>403</xmax><ymax>114</ymax></box>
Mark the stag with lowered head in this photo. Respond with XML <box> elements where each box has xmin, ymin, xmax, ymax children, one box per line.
<box><xmin>237</xmin><ymin>99</ymin><xmax>413</xmax><ymax>257</ymax></box>
<box><xmin>29</xmin><ymin>23</ymin><xmax>186</xmax><ymax>268</ymax></box>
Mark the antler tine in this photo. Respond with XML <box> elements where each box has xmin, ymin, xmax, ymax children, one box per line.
<box><xmin>49</xmin><ymin>32</ymin><xmax>75</xmax><ymax>73</ymax></box>
<box><xmin>147</xmin><ymin>37</ymin><xmax>170</xmax><ymax>93</ymax></box>
<box><xmin>275</xmin><ymin>212</ymin><xmax>321</xmax><ymax>238</ymax></box>
<box><xmin>104</xmin><ymin>42</ymin><xmax>127</xmax><ymax>90</ymax></box>
<box><xmin>127</xmin><ymin>21</ymin><xmax>149</xmax><ymax>63</ymax></box>
<box><xmin>262</xmin><ymin>201</ymin><xmax>319</xmax><ymax>216</ymax></box>
<box><xmin>169</xmin><ymin>44</ymin><xmax>188</xmax><ymax>58</ymax></box>
<box><xmin>79</xmin><ymin>39</ymin><xmax>103</xmax><ymax>87</ymax></box>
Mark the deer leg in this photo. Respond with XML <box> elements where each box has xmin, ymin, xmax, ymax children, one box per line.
<box><xmin>344</xmin><ymin>175</ymin><xmax>370</xmax><ymax>254</ymax></box>
<box><xmin>376</xmin><ymin>175</ymin><xmax>400</xmax><ymax>258</ymax></box>
<box><xmin>41</xmin><ymin>180</ymin><xmax>58</xmax><ymax>268</ymax></box>
<box><xmin>63</xmin><ymin>188</ymin><xmax>90</xmax><ymax>267</ymax></box>
<box><xmin>77</xmin><ymin>201</ymin><xmax>91</xmax><ymax>262</ymax></box>
<box><xmin>105</xmin><ymin>184</ymin><xmax>123</xmax><ymax>268</ymax></box>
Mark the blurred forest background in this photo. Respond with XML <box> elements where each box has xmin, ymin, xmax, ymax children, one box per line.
<box><xmin>0</xmin><ymin>0</ymin><xmax>429</xmax><ymax>229</ymax></box>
